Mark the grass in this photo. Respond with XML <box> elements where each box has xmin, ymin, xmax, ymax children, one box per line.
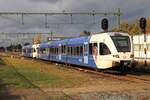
<box><xmin>0</xmin><ymin>56</ymin><xmax>89</xmax><ymax>89</ymax></box>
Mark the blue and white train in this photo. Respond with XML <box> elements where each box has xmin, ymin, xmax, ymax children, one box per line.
<box><xmin>22</xmin><ymin>32</ymin><xmax>134</xmax><ymax>72</ymax></box>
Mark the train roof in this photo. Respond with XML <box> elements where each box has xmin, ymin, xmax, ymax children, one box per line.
<box><xmin>46</xmin><ymin>32</ymin><xmax>129</xmax><ymax>47</ymax></box>
<box><xmin>50</xmin><ymin>39</ymin><xmax>69</xmax><ymax>47</ymax></box>
<box><xmin>23</xmin><ymin>45</ymin><xmax>32</xmax><ymax>49</ymax></box>
<box><xmin>39</xmin><ymin>43</ymin><xmax>49</xmax><ymax>48</ymax></box>
<box><xmin>98</xmin><ymin>32</ymin><xmax>129</xmax><ymax>36</ymax></box>
<box><xmin>37</xmin><ymin>32</ymin><xmax>130</xmax><ymax>48</ymax></box>
<box><xmin>67</xmin><ymin>36</ymin><xmax>89</xmax><ymax>46</ymax></box>
<box><xmin>49</xmin><ymin>36</ymin><xmax>89</xmax><ymax>47</ymax></box>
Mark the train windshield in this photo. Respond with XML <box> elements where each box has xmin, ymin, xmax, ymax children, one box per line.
<box><xmin>111</xmin><ymin>36</ymin><xmax>131</xmax><ymax>52</ymax></box>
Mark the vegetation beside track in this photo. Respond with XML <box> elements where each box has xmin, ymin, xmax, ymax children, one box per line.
<box><xmin>0</xmin><ymin>55</ymin><xmax>150</xmax><ymax>100</ymax></box>
<box><xmin>0</xmin><ymin>56</ymin><xmax>89</xmax><ymax>89</ymax></box>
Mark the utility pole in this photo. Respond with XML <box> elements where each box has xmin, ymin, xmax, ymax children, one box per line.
<box><xmin>117</xmin><ymin>8</ymin><xmax>121</xmax><ymax>30</ymax></box>
<box><xmin>139</xmin><ymin>17</ymin><xmax>147</xmax><ymax>66</ymax></box>
<box><xmin>50</xmin><ymin>32</ymin><xmax>53</xmax><ymax>41</ymax></box>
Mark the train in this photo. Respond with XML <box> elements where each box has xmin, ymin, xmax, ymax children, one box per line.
<box><xmin>133</xmin><ymin>34</ymin><xmax>150</xmax><ymax>66</ymax></box>
<box><xmin>22</xmin><ymin>32</ymin><xmax>134</xmax><ymax>72</ymax></box>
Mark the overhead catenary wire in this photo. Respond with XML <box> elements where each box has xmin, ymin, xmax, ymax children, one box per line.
<box><xmin>0</xmin><ymin>9</ymin><xmax>122</xmax><ymax>28</ymax></box>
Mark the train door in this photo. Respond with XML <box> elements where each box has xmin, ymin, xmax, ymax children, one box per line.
<box><xmin>83</xmin><ymin>42</ymin><xmax>88</xmax><ymax>64</ymax></box>
<box><xmin>37</xmin><ymin>47</ymin><xmax>39</xmax><ymax>58</ymax></box>
<box><xmin>99</xmin><ymin>43</ymin><xmax>112</xmax><ymax>68</ymax></box>
<box><xmin>59</xmin><ymin>44</ymin><xmax>61</xmax><ymax>60</ymax></box>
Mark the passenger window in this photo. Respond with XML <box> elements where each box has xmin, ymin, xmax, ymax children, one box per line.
<box><xmin>46</xmin><ymin>48</ymin><xmax>49</xmax><ymax>55</ymax></box>
<box><xmin>100</xmin><ymin>43</ymin><xmax>111</xmax><ymax>55</ymax></box>
<box><xmin>89</xmin><ymin>43</ymin><xmax>92</xmax><ymax>55</ymax></box>
<box><xmin>77</xmin><ymin>47</ymin><xmax>79</xmax><ymax>56</ymax></box>
<box><xmin>140</xmin><ymin>44</ymin><xmax>144</xmax><ymax>51</ymax></box>
<box><xmin>147</xmin><ymin>44</ymin><xmax>150</xmax><ymax>50</ymax></box>
<box><xmin>74</xmin><ymin>47</ymin><xmax>77</xmax><ymax>56</ymax></box>
<box><xmin>80</xmin><ymin>46</ymin><xmax>83</xmax><ymax>56</ymax></box>
<box><xmin>89</xmin><ymin>43</ymin><xmax>97</xmax><ymax>55</ymax></box>
<box><xmin>71</xmin><ymin>47</ymin><xmax>73</xmax><ymax>56</ymax></box>
<box><xmin>134</xmin><ymin>44</ymin><xmax>140</xmax><ymax>51</ymax></box>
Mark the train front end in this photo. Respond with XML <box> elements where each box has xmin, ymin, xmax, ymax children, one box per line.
<box><xmin>110</xmin><ymin>33</ymin><xmax>134</xmax><ymax>71</ymax></box>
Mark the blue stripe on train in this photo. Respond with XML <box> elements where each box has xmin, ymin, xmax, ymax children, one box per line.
<box><xmin>38</xmin><ymin>53</ymin><xmax>97</xmax><ymax>69</ymax></box>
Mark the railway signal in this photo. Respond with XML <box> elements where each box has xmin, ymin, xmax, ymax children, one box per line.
<box><xmin>139</xmin><ymin>17</ymin><xmax>147</xmax><ymax>66</ymax></box>
<box><xmin>101</xmin><ymin>18</ymin><xmax>109</xmax><ymax>32</ymax></box>
<box><xmin>140</xmin><ymin>17</ymin><xmax>147</xmax><ymax>32</ymax></box>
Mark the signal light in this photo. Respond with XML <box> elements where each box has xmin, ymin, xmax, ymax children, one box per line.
<box><xmin>101</xmin><ymin>18</ymin><xmax>108</xmax><ymax>32</ymax></box>
<box><xmin>139</xmin><ymin>17</ymin><xmax>147</xmax><ymax>30</ymax></box>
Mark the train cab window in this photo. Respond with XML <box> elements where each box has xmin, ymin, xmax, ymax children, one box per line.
<box><xmin>100</xmin><ymin>43</ymin><xmax>111</xmax><ymax>55</ymax></box>
<box><xmin>111</xmin><ymin>36</ymin><xmax>131</xmax><ymax>52</ymax></box>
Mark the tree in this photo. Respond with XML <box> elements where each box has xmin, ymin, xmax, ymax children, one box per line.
<box><xmin>112</xmin><ymin>18</ymin><xmax>150</xmax><ymax>35</ymax></box>
<box><xmin>33</xmin><ymin>33</ymin><xmax>41</xmax><ymax>44</ymax></box>
<box><xmin>6</xmin><ymin>44</ymin><xmax>14</xmax><ymax>52</ymax></box>
<box><xmin>15</xmin><ymin>44</ymin><xmax>22</xmax><ymax>52</ymax></box>
<box><xmin>146</xmin><ymin>17</ymin><xmax>150</xmax><ymax>33</ymax></box>
<box><xmin>112</xmin><ymin>22</ymin><xmax>141</xmax><ymax>35</ymax></box>
<box><xmin>0</xmin><ymin>46</ymin><xmax>5</xmax><ymax>52</ymax></box>
<box><xmin>80</xmin><ymin>30</ymin><xmax>91</xmax><ymax>36</ymax></box>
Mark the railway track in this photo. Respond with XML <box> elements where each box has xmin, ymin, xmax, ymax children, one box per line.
<box><xmin>71</xmin><ymin>67</ymin><xmax>150</xmax><ymax>84</ymax></box>
<box><xmin>2</xmin><ymin>53</ymin><xmax>150</xmax><ymax>85</ymax></box>
<box><xmin>126</xmin><ymin>74</ymin><xmax>150</xmax><ymax>83</ymax></box>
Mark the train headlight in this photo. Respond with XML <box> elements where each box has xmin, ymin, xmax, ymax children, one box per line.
<box><xmin>130</xmin><ymin>54</ymin><xmax>134</xmax><ymax>58</ymax></box>
<box><xmin>113</xmin><ymin>55</ymin><xmax>120</xmax><ymax>58</ymax></box>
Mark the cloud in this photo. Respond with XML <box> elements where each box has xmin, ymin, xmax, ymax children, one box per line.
<box><xmin>0</xmin><ymin>0</ymin><xmax>149</xmax><ymax>35</ymax></box>
<box><xmin>30</xmin><ymin>0</ymin><xmax>60</xmax><ymax>4</ymax></box>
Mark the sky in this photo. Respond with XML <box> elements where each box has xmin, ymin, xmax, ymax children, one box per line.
<box><xmin>0</xmin><ymin>0</ymin><xmax>149</xmax><ymax>36</ymax></box>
